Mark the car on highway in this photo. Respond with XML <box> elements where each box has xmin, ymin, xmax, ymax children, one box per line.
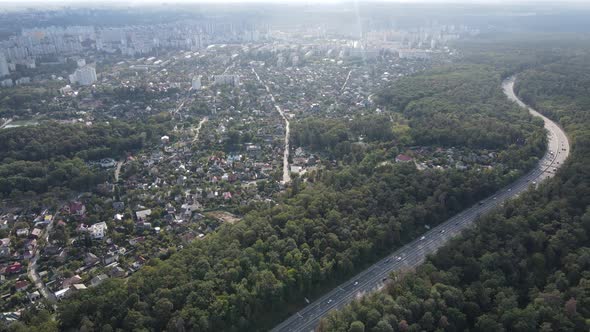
<box><xmin>439</xmin><ymin>229</ymin><xmax>445</xmax><ymax>234</ymax></box>
<box><xmin>353</xmin><ymin>281</ymin><xmax>358</xmax><ymax>286</ymax></box>
<box><xmin>327</xmin><ymin>299</ymin><xmax>333</xmax><ymax>304</ymax></box>
<box><xmin>420</xmin><ymin>236</ymin><xmax>426</xmax><ymax>240</ymax></box>
<box><xmin>396</xmin><ymin>256</ymin><xmax>402</xmax><ymax>261</ymax></box>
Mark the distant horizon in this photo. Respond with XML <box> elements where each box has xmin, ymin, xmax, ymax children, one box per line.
<box><xmin>0</xmin><ymin>0</ymin><xmax>589</xmax><ymax>13</ymax></box>
<box><xmin>1</xmin><ymin>0</ymin><xmax>590</xmax><ymax>5</ymax></box>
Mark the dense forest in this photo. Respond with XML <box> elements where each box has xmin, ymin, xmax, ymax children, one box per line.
<box><xmin>0</xmin><ymin>114</ymin><xmax>171</xmax><ymax>198</ymax></box>
<box><xmin>7</xmin><ymin>60</ymin><xmax>546</xmax><ymax>332</ymax></box>
<box><xmin>319</xmin><ymin>44</ymin><xmax>590</xmax><ymax>332</ymax></box>
<box><xmin>293</xmin><ymin>65</ymin><xmax>544</xmax><ymax>170</ymax></box>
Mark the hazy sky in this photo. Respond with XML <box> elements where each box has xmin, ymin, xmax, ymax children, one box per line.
<box><xmin>0</xmin><ymin>0</ymin><xmax>589</xmax><ymax>9</ymax></box>
<box><xmin>0</xmin><ymin>0</ymin><xmax>588</xmax><ymax>3</ymax></box>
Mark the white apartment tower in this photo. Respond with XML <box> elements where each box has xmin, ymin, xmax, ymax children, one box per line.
<box><xmin>0</xmin><ymin>53</ymin><xmax>9</xmax><ymax>77</ymax></box>
<box><xmin>69</xmin><ymin>65</ymin><xmax>97</xmax><ymax>86</ymax></box>
<box><xmin>213</xmin><ymin>75</ymin><xmax>239</xmax><ymax>86</ymax></box>
<box><xmin>191</xmin><ymin>75</ymin><xmax>202</xmax><ymax>90</ymax></box>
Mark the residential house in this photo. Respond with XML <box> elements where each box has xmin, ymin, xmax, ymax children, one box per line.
<box><xmin>0</xmin><ymin>238</ymin><xmax>10</xmax><ymax>258</ymax></box>
<box><xmin>66</xmin><ymin>201</ymin><xmax>86</xmax><ymax>217</ymax></box>
<box><xmin>108</xmin><ymin>266</ymin><xmax>126</xmax><ymax>278</ymax></box>
<box><xmin>0</xmin><ymin>214</ymin><xmax>14</xmax><ymax>229</ymax></box>
<box><xmin>71</xmin><ymin>284</ymin><xmax>87</xmax><ymax>291</ymax></box>
<box><xmin>112</xmin><ymin>202</ymin><xmax>125</xmax><ymax>211</ymax></box>
<box><xmin>99</xmin><ymin>158</ymin><xmax>116</xmax><ymax>168</ymax></box>
<box><xmin>28</xmin><ymin>291</ymin><xmax>41</xmax><ymax>302</ymax></box>
<box><xmin>90</xmin><ymin>274</ymin><xmax>109</xmax><ymax>287</ymax></box>
<box><xmin>55</xmin><ymin>288</ymin><xmax>71</xmax><ymax>301</ymax></box>
<box><xmin>61</xmin><ymin>275</ymin><xmax>82</xmax><ymax>289</ymax></box>
<box><xmin>103</xmin><ymin>252</ymin><xmax>119</xmax><ymax>265</ymax></box>
<box><xmin>90</xmin><ymin>222</ymin><xmax>107</xmax><ymax>239</ymax></box>
<box><xmin>14</xmin><ymin>280</ymin><xmax>29</xmax><ymax>292</ymax></box>
<box><xmin>5</xmin><ymin>262</ymin><xmax>22</xmax><ymax>275</ymax></box>
<box><xmin>0</xmin><ymin>312</ymin><xmax>20</xmax><ymax>322</ymax></box>
<box><xmin>31</xmin><ymin>228</ymin><xmax>42</xmax><ymax>239</ymax></box>
<box><xmin>135</xmin><ymin>209</ymin><xmax>152</xmax><ymax>221</ymax></box>
<box><xmin>84</xmin><ymin>253</ymin><xmax>99</xmax><ymax>266</ymax></box>
<box><xmin>0</xmin><ymin>246</ymin><xmax>10</xmax><ymax>258</ymax></box>
<box><xmin>395</xmin><ymin>154</ymin><xmax>413</xmax><ymax>163</ymax></box>
<box><xmin>129</xmin><ymin>237</ymin><xmax>145</xmax><ymax>246</ymax></box>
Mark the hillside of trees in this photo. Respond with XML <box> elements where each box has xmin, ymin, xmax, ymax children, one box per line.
<box><xmin>0</xmin><ymin>114</ymin><xmax>171</xmax><ymax>198</ymax></box>
<box><xmin>319</xmin><ymin>43</ymin><xmax>590</xmax><ymax>332</ymax></box>
<box><xmin>293</xmin><ymin>65</ymin><xmax>544</xmax><ymax>170</ymax></box>
<box><xmin>9</xmin><ymin>61</ymin><xmax>545</xmax><ymax>332</ymax></box>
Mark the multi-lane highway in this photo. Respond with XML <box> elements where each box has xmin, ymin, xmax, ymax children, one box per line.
<box><xmin>271</xmin><ymin>76</ymin><xmax>570</xmax><ymax>332</ymax></box>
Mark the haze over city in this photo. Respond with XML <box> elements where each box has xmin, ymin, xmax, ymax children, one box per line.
<box><xmin>0</xmin><ymin>1</ymin><xmax>588</xmax><ymax>331</ymax></box>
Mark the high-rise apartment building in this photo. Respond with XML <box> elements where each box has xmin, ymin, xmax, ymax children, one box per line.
<box><xmin>69</xmin><ymin>65</ymin><xmax>97</xmax><ymax>85</ymax></box>
<box><xmin>191</xmin><ymin>75</ymin><xmax>202</xmax><ymax>90</ymax></box>
<box><xmin>0</xmin><ymin>53</ymin><xmax>9</xmax><ymax>77</ymax></box>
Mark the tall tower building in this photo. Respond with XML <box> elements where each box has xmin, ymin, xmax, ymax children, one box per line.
<box><xmin>191</xmin><ymin>75</ymin><xmax>202</xmax><ymax>90</ymax></box>
<box><xmin>0</xmin><ymin>53</ymin><xmax>9</xmax><ymax>77</ymax></box>
<box><xmin>70</xmin><ymin>65</ymin><xmax>97</xmax><ymax>86</ymax></box>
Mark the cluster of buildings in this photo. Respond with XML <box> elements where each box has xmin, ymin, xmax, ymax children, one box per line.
<box><xmin>0</xmin><ymin>11</ymin><xmax>478</xmax><ymax>319</ymax></box>
<box><xmin>33</xmin><ymin>200</ymin><xmax>150</xmax><ymax>303</ymax></box>
<box><xmin>0</xmin><ymin>209</ymin><xmax>55</xmax><ymax>311</ymax></box>
<box><xmin>396</xmin><ymin>146</ymin><xmax>501</xmax><ymax>172</ymax></box>
<box><xmin>68</xmin><ymin>61</ymin><xmax>97</xmax><ymax>86</ymax></box>
<box><xmin>0</xmin><ymin>21</ymin><xmax>265</xmax><ymax>65</ymax></box>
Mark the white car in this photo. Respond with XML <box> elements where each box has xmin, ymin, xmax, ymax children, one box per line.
<box><xmin>420</xmin><ymin>236</ymin><xmax>426</xmax><ymax>240</ymax></box>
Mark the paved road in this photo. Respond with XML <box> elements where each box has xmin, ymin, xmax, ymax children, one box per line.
<box><xmin>271</xmin><ymin>76</ymin><xmax>570</xmax><ymax>332</ymax></box>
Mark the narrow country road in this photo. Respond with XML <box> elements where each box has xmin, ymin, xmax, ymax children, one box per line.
<box><xmin>271</xmin><ymin>76</ymin><xmax>570</xmax><ymax>332</ymax></box>
<box><xmin>192</xmin><ymin>117</ymin><xmax>208</xmax><ymax>143</ymax></box>
<box><xmin>0</xmin><ymin>118</ymin><xmax>13</xmax><ymax>129</ymax></box>
<box><xmin>251</xmin><ymin>67</ymin><xmax>291</xmax><ymax>184</ymax></box>
<box><xmin>28</xmin><ymin>213</ymin><xmax>58</xmax><ymax>303</ymax></box>
<box><xmin>341</xmin><ymin>69</ymin><xmax>353</xmax><ymax>92</ymax></box>
<box><xmin>114</xmin><ymin>160</ymin><xmax>124</xmax><ymax>183</ymax></box>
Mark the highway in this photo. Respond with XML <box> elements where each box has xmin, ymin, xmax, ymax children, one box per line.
<box><xmin>271</xmin><ymin>76</ymin><xmax>570</xmax><ymax>332</ymax></box>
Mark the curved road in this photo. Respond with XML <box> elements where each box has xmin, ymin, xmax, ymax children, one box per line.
<box><xmin>271</xmin><ymin>76</ymin><xmax>570</xmax><ymax>332</ymax></box>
